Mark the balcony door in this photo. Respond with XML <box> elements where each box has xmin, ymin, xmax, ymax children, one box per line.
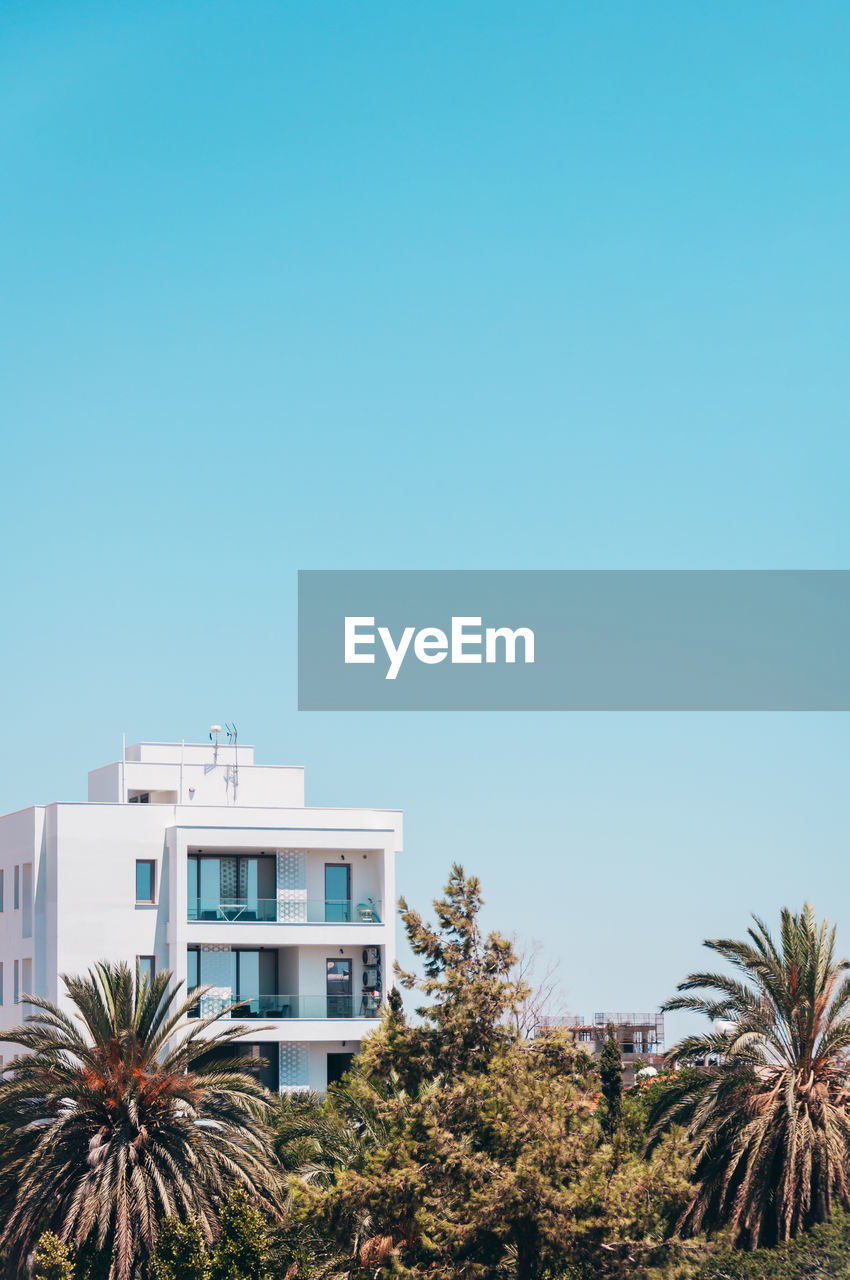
<box><xmin>324</xmin><ymin>864</ymin><xmax>351</xmax><ymax>922</ymax></box>
<box><xmin>326</xmin><ymin>958</ymin><xmax>352</xmax><ymax>1018</ymax></box>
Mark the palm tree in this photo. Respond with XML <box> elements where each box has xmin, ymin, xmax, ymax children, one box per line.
<box><xmin>649</xmin><ymin>904</ymin><xmax>850</xmax><ymax>1247</ymax></box>
<box><xmin>0</xmin><ymin>961</ymin><xmax>282</xmax><ymax>1280</ymax></box>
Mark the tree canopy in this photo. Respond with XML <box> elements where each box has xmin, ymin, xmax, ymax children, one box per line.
<box><xmin>283</xmin><ymin>865</ymin><xmax>691</xmax><ymax>1280</ymax></box>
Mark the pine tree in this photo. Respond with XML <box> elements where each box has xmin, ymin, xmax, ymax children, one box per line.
<box><xmin>600</xmin><ymin>1024</ymin><xmax>624</xmax><ymax>1136</ymax></box>
<box><xmin>209</xmin><ymin>1186</ymin><xmax>270</xmax><ymax>1280</ymax></box>
<box><xmin>394</xmin><ymin>862</ymin><xmax>529</xmax><ymax>1081</ymax></box>
<box><xmin>32</xmin><ymin>1233</ymin><xmax>75</xmax><ymax>1280</ymax></box>
<box><xmin>291</xmin><ymin>867</ymin><xmax>692</xmax><ymax>1279</ymax></box>
<box><xmin>152</xmin><ymin>1216</ymin><xmax>209</xmax><ymax>1280</ymax></box>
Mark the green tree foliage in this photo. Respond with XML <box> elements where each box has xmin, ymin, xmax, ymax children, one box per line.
<box><xmin>74</xmin><ymin>1238</ymin><xmax>112</xmax><ymax>1280</ymax></box>
<box><xmin>391</xmin><ymin>862</ymin><xmax>530</xmax><ymax>1083</ymax></box>
<box><xmin>690</xmin><ymin>1207</ymin><xmax>850</xmax><ymax>1279</ymax></box>
<box><xmin>600</xmin><ymin>1025</ymin><xmax>623</xmax><ymax>1136</ymax></box>
<box><xmin>289</xmin><ymin>865</ymin><xmax>693</xmax><ymax>1280</ymax></box>
<box><xmin>650</xmin><ymin>904</ymin><xmax>850</xmax><ymax>1248</ymax></box>
<box><xmin>33</xmin><ymin>1232</ymin><xmax>75</xmax><ymax>1280</ymax></box>
<box><xmin>152</xmin><ymin>1217</ymin><xmax>210</xmax><ymax>1280</ymax></box>
<box><xmin>0</xmin><ymin>962</ymin><xmax>281</xmax><ymax>1280</ymax></box>
<box><xmin>209</xmin><ymin>1186</ymin><xmax>270</xmax><ymax>1280</ymax></box>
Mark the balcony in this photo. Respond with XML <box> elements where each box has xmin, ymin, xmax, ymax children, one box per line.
<box><xmin>191</xmin><ymin>992</ymin><xmax>383</xmax><ymax>1020</ymax></box>
<box><xmin>187</xmin><ymin>897</ymin><xmax>382</xmax><ymax>924</ymax></box>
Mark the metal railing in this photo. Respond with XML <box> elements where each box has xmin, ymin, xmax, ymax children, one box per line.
<box><xmin>189</xmin><ymin>992</ymin><xmax>383</xmax><ymax>1020</ymax></box>
<box><xmin>187</xmin><ymin>898</ymin><xmax>382</xmax><ymax>924</ymax></box>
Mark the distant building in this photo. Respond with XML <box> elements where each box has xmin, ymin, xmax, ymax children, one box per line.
<box><xmin>541</xmin><ymin>1011</ymin><xmax>665</xmax><ymax>1085</ymax></box>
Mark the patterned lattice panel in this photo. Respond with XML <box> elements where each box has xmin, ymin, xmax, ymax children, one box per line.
<box><xmin>198</xmin><ymin>944</ymin><xmax>232</xmax><ymax>1017</ymax></box>
<box><xmin>219</xmin><ymin>857</ymin><xmax>238</xmax><ymax>899</ymax></box>
<box><xmin>279</xmin><ymin>1041</ymin><xmax>310</xmax><ymax>1091</ymax></box>
<box><xmin>277</xmin><ymin>850</ymin><xmax>308</xmax><ymax>923</ymax></box>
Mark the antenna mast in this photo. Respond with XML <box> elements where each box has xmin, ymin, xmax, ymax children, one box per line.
<box><xmin>225</xmin><ymin>722</ymin><xmax>238</xmax><ymax>802</ymax></box>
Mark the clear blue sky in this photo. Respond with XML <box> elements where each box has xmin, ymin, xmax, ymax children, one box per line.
<box><xmin>2</xmin><ymin>2</ymin><xmax>849</xmax><ymax>1044</ymax></box>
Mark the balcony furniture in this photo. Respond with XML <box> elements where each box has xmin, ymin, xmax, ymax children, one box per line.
<box><xmin>218</xmin><ymin>902</ymin><xmax>254</xmax><ymax>921</ymax></box>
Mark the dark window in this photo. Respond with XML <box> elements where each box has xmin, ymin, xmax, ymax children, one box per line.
<box><xmin>0</xmin><ymin>869</ymin><xmax>4</xmax><ymax>912</ymax></box>
<box><xmin>136</xmin><ymin>860</ymin><xmax>155</xmax><ymax>903</ymax></box>
<box><xmin>13</xmin><ymin>866</ymin><xmax>19</xmax><ymax>910</ymax></box>
<box><xmin>137</xmin><ymin>956</ymin><xmax>156</xmax><ymax>986</ymax></box>
<box><xmin>196</xmin><ymin>1042</ymin><xmax>279</xmax><ymax>1093</ymax></box>
<box><xmin>129</xmin><ymin>792</ymin><xmax>150</xmax><ymax>803</ymax></box>
<box><xmin>327</xmin><ymin>1052</ymin><xmax>355</xmax><ymax>1086</ymax></box>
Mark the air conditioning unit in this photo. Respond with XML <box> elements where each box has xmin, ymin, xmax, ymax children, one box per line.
<box><xmin>363</xmin><ymin>968</ymin><xmax>380</xmax><ymax>987</ymax></box>
<box><xmin>362</xmin><ymin>947</ymin><xmax>379</xmax><ymax>965</ymax></box>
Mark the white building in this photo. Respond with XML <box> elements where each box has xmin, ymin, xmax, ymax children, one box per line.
<box><xmin>0</xmin><ymin>739</ymin><xmax>403</xmax><ymax>1093</ymax></box>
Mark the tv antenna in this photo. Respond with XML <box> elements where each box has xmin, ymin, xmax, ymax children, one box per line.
<box><xmin>225</xmin><ymin>723</ymin><xmax>238</xmax><ymax>801</ymax></box>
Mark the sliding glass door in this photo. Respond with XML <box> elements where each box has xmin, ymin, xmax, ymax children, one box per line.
<box><xmin>187</xmin><ymin>947</ymin><xmax>277</xmax><ymax>1017</ymax></box>
<box><xmin>187</xmin><ymin>855</ymin><xmax>277</xmax><ymax>921</ymax></box>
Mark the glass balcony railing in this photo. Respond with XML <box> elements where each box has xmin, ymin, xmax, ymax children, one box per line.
<box><xmin>189</xmin><ymin>992</ymin><xmax>383</xmax><ymax>1019</ymax></box>
<box><xmin>187</xmin><ymin>898</ymin><xmax>382</xmax><ymax>924</ymax></box>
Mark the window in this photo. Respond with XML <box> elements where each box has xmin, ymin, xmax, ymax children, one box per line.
<box><xmin>324</xmin><ymin>863</ymin><xmax>352</xmax><ymax>922</ymax></box>
<box><xmin>187</xmin><ymin>854</ymin><xmax>276</xmax><ymax>921</ymax></box>
<box><xmin>0</xmin><ymin>868</ymin><xmax>4</xmax><ymax>911</ymax></box>
<box><xmin>22</xmin><ymin>864</ymin><xmax>32</xmax><ymax>939</ymax></box>
<box><xmin>137</xmin><ymin>956</ymin><xmax>156</xmax><ymax>986</ymax></box>
<box><xmin>327</xmin><ymin>1052</ymin><xmax>355</xmax><ymax>1086</ymax></box>
<box><xmin>186</xmin><ymin>947</ymin><xmax>277</xmax><ymax>1019</ymax></box>
<box><xmin>578</xmin><ymin>1029</ymin><xmax>592</xmax><ymax>1042</ymax></box>
<box><xmin>0</xmin><ymin>962</ymin><xmax>4</xmax><ymax>1005</ymax></box>
<box><xmin>326</xmin><ymin>958</ymin><xmax>353</xmax><ymax>1018</ymax></box>
<box><xmin>187</xmin><ymin>948</ymin><xmax>200</xmax><ymax>1017</ymax></box>
<box><xmin>128</xmin><ymin>792</ymin><xmax>151</xmax><ymax>804</ymax></box>
<box><xmin>136</xmin><ymin>860</ymin><xmax>156</xmax><ymax>903</ymax></box>
<box><xmin>13</xmin><ymin>865</ymin><xmax>19</xmax><ymax>910</ymax></box>
<box><xmin>13</xmin><ymin>960</ymin><xmax>19</xmax><ymax>1004</ymax></box>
